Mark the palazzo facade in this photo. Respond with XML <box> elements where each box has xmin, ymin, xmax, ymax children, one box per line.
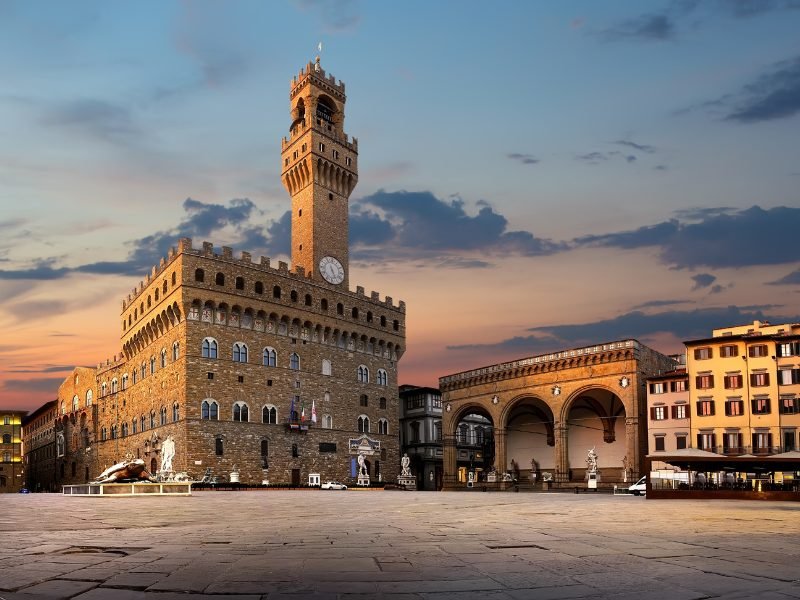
<box><xmin>439</xmin><ymin>340</ymin><xmax>676</xmax><ymax>488</ymax></box>
<box><xmin>36</xmin><ymin>58</ymin><xmax>406</xmax><ymax>489</ymax></box>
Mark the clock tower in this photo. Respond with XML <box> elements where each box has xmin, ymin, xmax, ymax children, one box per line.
<box><xmin>281</xmin><ymin>56</ymin><xmax>358</xmax><ymax>288</ymax></box>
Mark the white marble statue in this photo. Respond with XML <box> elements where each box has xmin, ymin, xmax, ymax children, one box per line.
<box><xmin>400</xmin><ymin>453</ymin><xmax>411</xmax><ymax>477</ymax></box>
<box><xmin>357</xmin><ymin>452</ymin><xmax>368</xmax><ymax>477</ymax></box>
<box><xmin>586</xmin><ymin>446</ymin><xmax>598</xmax><ymax>473</ymax></box>
<box><xmin>160</xmin><ymin>435</ymin><xmax>176</xmax><ymax>473</ymax></box>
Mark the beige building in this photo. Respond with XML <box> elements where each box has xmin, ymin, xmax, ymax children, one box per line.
<box><xmin>645</xmin><ymin>366</ymin><xmax>689</xmax><ymax>475</ymax></box>
<box><xmin>440</xmin><ymin>340</ymin><xmax>676</xmax><ymax>489</ymax></box>
<box><xmin>33</xmin><ymin>57</ymin><xmax>406</xmax><ymax>490</ymax></box>
<box><xmin>1</xmin><ymin>409</ymin><xmax>26</xmax><ymax>492</ymax></box>
<box><xmin>686</xmin><ymin>320</ymin><xmax>800</xmax><ymax>456</ymax></box>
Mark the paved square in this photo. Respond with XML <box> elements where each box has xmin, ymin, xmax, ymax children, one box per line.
<box><xmin>2</xmin><ymin>491</ymin><xmax>799</xmax><ymax>599</ymax></box>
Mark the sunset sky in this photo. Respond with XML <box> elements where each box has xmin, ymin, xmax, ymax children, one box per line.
<box><xmin>1</xmin><ymin>1</ymin><xmax>799</xmax><ymax>413</ymax></box>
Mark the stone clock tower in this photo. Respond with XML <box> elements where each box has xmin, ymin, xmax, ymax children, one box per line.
<box><xmin>281</xmin><ymin>57</ymin><xmax>358</xmax><ymax>288</ymax></box>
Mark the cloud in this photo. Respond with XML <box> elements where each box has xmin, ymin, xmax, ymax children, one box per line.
<box><xmin>614</xmin><ymin>140</ymin><xmax>656</xmax><ymax>153</ymax></box>
<box><xmin>41</xmin><ymin>99</ymin><xmax>140</xmax><ymax>144</ymax></box>
<box><xmin>293</xmin><ymin>0</ymin><xmax>361</xmax><ymax>32</ymax></box>
<box><xmin>576</xmin><ymin>205</ymin><xmax>800</xmax><ymax>269</ymax></box>
<box><xmin>630</xmin><ymin>299</ymin><xmax>692</xmax><ymax>310</ymax></box>
<box><xmin>691</xmin><ymin>273</ymin><xmax>717</xmax><ymax>290</ymax></box>
<box><xmin>6</xmin><ymin>364</ymin><xmax>76</xmax><ymax>374</ymax></box>
<box><xmin>769</xmin><ymin>268</ymin><xmax>800</xmax><ymax>285</ymax></box>
<box><xmin>352</xmin><ymin>190</ymin><xmax>565</xmax><ymax>262</ymax></box>
<box><xmin>723</xmin><ymin>55</ymin><xmax>800</xmax><ymax>123</ymax></box>
<box><xmin>448</xmin><ymin>305</ymin><xmax>800</xmax><ymax>354</ymax></box>
<box><xmin>722</xmin><ymin>0</ymin><xmax>800</xmax><ymax>18</ymax></box>
<box><xmin>2</xmin><ymin>377</ymin><xmax>65</xmax><ymax>393</ymax></box>
<box><xmin>576</xmin><ymin>151</ymin><xmax>612</xmax><ymax>163</ymax></box>
<box><xmin>600</xmin><ymin>13</ymin><xmax>676</xmax><ymax>41</ymax></box>
<box><xmin>507</xmin><ymin>153</ymin><xmax>540</xmax><ymax>166</ymax></box>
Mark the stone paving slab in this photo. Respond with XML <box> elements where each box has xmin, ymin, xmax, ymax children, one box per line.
<box><xmin>2</xmin><ymin>491</ymin><xmax>799</xmax><ymax>599</ymax></box>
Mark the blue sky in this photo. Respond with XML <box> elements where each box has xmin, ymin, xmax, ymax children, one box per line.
<box><xmin>1</xmin><ymin>0</ymin><xmax>799</xmax><ymax>410</ymax></box>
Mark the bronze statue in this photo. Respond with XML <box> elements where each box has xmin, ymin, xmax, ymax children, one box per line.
<box><xmin>95</xmin><ymin>458</ymin><xmax>157</xmax><ymax>484</ymax></box>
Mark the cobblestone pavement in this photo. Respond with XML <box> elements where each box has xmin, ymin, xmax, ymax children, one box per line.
<box><xmin>2</xmin><ymin>490</ymin><xmax>799</xmax><ymax>599</ymax></box>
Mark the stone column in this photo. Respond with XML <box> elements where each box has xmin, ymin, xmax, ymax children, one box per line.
<box><xmin>554</xmin><ymin>423</ymin><xmax>569</xmax><ymax>484</ymax></box>
<box><xmin>494</xmin><ymin>429</ymin><xmax>507</xmax><ymax>475</ymax></box>
<box><xmin>442</xmin><ymin>436</ymin><xmax>458</xmax><ymax>490</ymax></box>
<box><xmin>626</xmin><ymin>417</ymin><xmax>640</xmax><ymax>477</ymax></box>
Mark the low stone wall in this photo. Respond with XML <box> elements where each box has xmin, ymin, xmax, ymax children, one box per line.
<box><xmin>62</xmin><ymin>482</ymin><xmax>191</xmax><ymax>497</ymax></box>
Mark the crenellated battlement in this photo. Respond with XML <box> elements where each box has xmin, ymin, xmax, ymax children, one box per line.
<box><xmin>281</xmin><ymin>117</ymin><xmax>358</xmax><ymax>152</ymax></box>
<box><xmin>123</xmin><ymin>238</ymin><xmax>404</xmax><ymax>313</ymax></box>
<box><xmin>96</xmin><ymin>352</ymin><xmax>126</xmax><ymax>374</ymax></box>
<box><xmin>291</xmin><ymin>59</ymin><xmax>346</xmax><ymax>99</ymax></box>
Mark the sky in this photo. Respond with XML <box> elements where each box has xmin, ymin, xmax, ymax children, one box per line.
<box><xmin>1</xmin><ymin>0</ymin><xmax>799</xmax><ymax>413</ymax></box>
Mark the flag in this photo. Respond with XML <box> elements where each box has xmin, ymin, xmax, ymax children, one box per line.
<box><xmin>301</xmin><ymin>402</ymin><xmax>306</xmax><ymax>422</ymax></box>
<box><xmin>311</xmin><ymin>399</ymin><xmax>317</xmax><ymax>424</ymax></box>
<box><xmin>317</xmin><ymin>42</ymin><xmax>322</xmax><ymax>53</ymax></box>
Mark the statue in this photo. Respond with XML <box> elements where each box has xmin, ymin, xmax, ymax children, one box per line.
<box><xmin>160</xmin><ymin>435</ymin><xmax>175</xmax><ymax>473</ymax></box>
<box><xmin>530</xmin><ymin>458</ymin><xmax>538</xmax><ymax>482</ymax></box>
<box><xmin>95</xmin><ymin>457</ymin><xmax>156</xmax><ymax>484</ymax></box>
<box><xmin>621</xmin><ymin>455</ymin><xmax>629</xmax><ymax>483</ymax></box>
<box><xmin>400</xmin><ymin>453</ymin><xmax>411</xmax><ymax>477</ymax></box>
<box><xmin>586</xmin><ymin>446</ymin><xmax>598</xmax><ymax>474</ymax></box>
<box><xmin>357</xmin><ymin>452</ymin><xmax>368</xmax><ymax>477</ymax></box>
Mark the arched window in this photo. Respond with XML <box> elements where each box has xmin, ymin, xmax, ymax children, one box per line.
<box><xmin>357</xmin><ymin>365</ymin><xmax>369</xmax><ymax>383</ymax></box>
<box><xmin>255</xmin><ymin>281</ymin><xmax>264</xmax><ymax>294</ymax></box>
<box><xmin>154</xmin><ymin>289</ymin><xmax>159</xmax><ymax>301</ymax></box>
<box><xmin>378</xmin><ymin>418</ymin><xmax>389</xmax><ymax>435</ymax></box>
<box><xmin>201</xmin><ymin>400</ymin><xmax>219</xmax><ymax>421</ymax></box>
<box><xmin>380</xmin><ymin>315</ymin><xmax>387</xmax><ymax>327</ymax></box>
<box><xmin>366</xmin><ymin>311</ymin><xmax>373</xmax><ymax>323</ymax></box>
<box><xmin>358</xmin><ymin>415</ymin><xmax>370</xmax><ymax>433</ymax></box>
<box><xmin>150</xmin><ymin>411</ymin><xmax>156</xmax><ymax>429</ymax></box>
<box><xmin>160</xmin><ymin>406</ymin><xmax>167</xmax><ymax>425</ymax></box>
<box><xmin>72</xmin><ymin>395</ymin><xmax>79</xmax><ymax>412</ymax></box>
<box><xmin>323</xmin><ymin>415</ymin><xmax>333</xmax><ymax>429</ymax></box>
<box><xmin>2</xmin><ymin>433</ymin><xmax>11</xmax><ymax>444</ymax></box>
<box><xmin>376</xmin><ymin>369</ymin><xmax>388</xmax><ymax>386</ymax></box>
<box><xmin>140</xmin><ymin>362</ymin><xmax>146</xmax><ymax>379</ymax></box>
<box><xmin>215</xmin><ymin>272</ymin><xmax>225</xmax><ymax>286</ymax></box>
<box><xmin>85</xmin><ymin>389</ymin><xmax>93</xmax><ymax>407</ymax></box>
<box><xmin>172</xmin><ymin>403</ymin><xmax>179</xmax><ymax>422</ymax></box>
<box><xmin>163</xmin><ymin>280</ymin><xmax>168</xmax><ymax>293</ymax></box>
<box><xmin>215</xmin><ymin>436</ymin><xmax>224</xmax><ymax>456</ymax></box>
<box><xmin>233</xmin><ymin>342</ymin><xmax>248</xmax><ymax>363</ymax></box>
<box><xmin>235</xmin><ymin>276</ymin><xmax>244</xmax><ymax>290</ymax></box>
<box><xmin>262</xmin><ymin>405</ymin><xmax>278</xmax><ymax>424</ymax></box>
<box><xmin>195</xmin><ymin>268</ymin><xmax>204</xmax><ymax>282</ymax></box>
<box><xmin>337</xmin><ymin>303</ymin><xmax>344</xmax><ymax>315</ymax></box>
<box><xmin>161</xmin><ymin>348</ymin><xmax>167</xmax><ymax>368</ymax></box>
<box><xmin>273</xmin><ymin>285</ymin><xmax>281</xmax><ymax>299</ymax></box>
<box><xmin>100</xmin><ymin>383</ymin><xmax>107</xmax><ymax>397</ymax></box>
<box><xmin>322</xmin><ymin>359</ymin><xmax>332</xmax><ymax>376</ymax></box>
<box><xmin>172</xmin><ymin>272</ymin><xmax>177</xmax><ymax>286</ymax></box>
<box><xmin>121</xmin><ymin>374</ymin><xmax>128</xmax><ymax>390</ymax></box>
<box><xmin>458</xmin><ymin>424</ymin><xmax>469</xmax><ymax>444</ymax></box>
<box><xmin>202</xmin><ymin>338</ymin><xmax>218</xmax><ymax>359</ymax></box>
<box><xmin>289</xmin><ymin>353</ymin><xmax>300</xmax><ymax>370</ymax></box>
<box><xmin>122</xmin><ymin>423</ymin><xmax>129</xmax><ymax>436</ymax></box>
<box><xmin>101</xmin><ymin>428</ymin><xmax>107</xmax><ymax>441</ymax></box>
<box><xmin>147</xmin><ymin>295</ymin><xmax>151</xmax><ymax>308</ymax></box>
<box><xmin>304</xmin><ymin>294</ymin><xmax>312</xmax><ymax>306</ymax></box>
<box><xmin>352</xmin><ymin>307</ymin><xmax>359</xmax><ymax>319</ymax></box>
<box><xmin>321</xmin><ymin>298</ymin><xmax>328</xmax><ymax>311</ymax></box>
<box><xmin>132</xmin><ymin>369</ymin><xmax>138</xmax><ymax>384</ymax></box>
<box><xmin>150</xmin><ymin>356</ymin><xmax>156</xmax><ymax>374</ymax></box>
<box><xmin>260</xmin><ymin>439</ymin><xmax>269</xmax><ymax>468</ymax></box>
<box><xmin>290</xmin><ymin>290</ymin><xmax>298</xmax><ymax>302</ymax></box>
<box><xmin>360</xmin><ymin>394</ymin><xmax>368</xmax><ymax>407</ymax></box>
<box><xmin>233</xmin><ymin>402</ymin><xmax>249</xmax><ymax>422</ymax></box>
<box><xmin>141</xmin><ymin>415</ymin><xmax>146</xmax><ymax>431</ymax></box>
<box><xmin>110</xmin><ymin>425</ymin><xmax>117</xmax><ymax>440</ymax></box>
<box><xmin>111</xmin><ymin>378</ymin><xmax>118</xmax><ymax>394</ymax></box>
<box><xmin>172</xmin><ymin>341</ymin><xmax>180</xmax><ymax>361</ymax></box>
<box><xmin>132</xmin><ymin>418</ymin><xmax>138</xmax><ymax>434</ymax></box>
<box><xmin>292</xmin><ymin>443</ymin><xmax>298</xmax><ymax>457</ymax></box>
<box><xmin>263</xmin><ymin>347</ymin><xmax>277</xmax><ymax>367</ymax></box>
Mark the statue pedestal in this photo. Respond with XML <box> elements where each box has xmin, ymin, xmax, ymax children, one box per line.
<box><xmin>357</xmin><ymin>475</ymin><xmax>370</xmax><ymax>487</ymax></box>
<box><xmin>397</xmin><ymin>475</ymin><xmax>416</xmax><ymax>489</ymax></box>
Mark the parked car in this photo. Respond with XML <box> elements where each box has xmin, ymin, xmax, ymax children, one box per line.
<box><xmin>18</xmin><ymin>487</ymin><xmax>30</xmax><ymax>494</ymax></box>
<box><xmin>628</xmin><ymin>476</ymin><xmax>647</xmax><ymax>496</ymax></box>
<box><xmin>320</xmin><ymin>481</ymin><xmax>347</xmax><ymax>490</ymax></box>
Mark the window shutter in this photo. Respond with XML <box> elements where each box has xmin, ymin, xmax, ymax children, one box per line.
<box><xmin>711</xmin><ymin>433</ymin><xmax>717</xmax><ymax>450</ymax></box>
<box><xmin>764</xmin><ymin>373</ymin><xmax>770</xmax><ymax>386</ymax></box>
<box><xmin>751</xmin><ymin>433</ymin><xmax>757</xmax><ymax>451</ymax></box>
<box><xmin>737</xmin><ymin>433</ymin><xmax>743</xmax><ymax>452</ymax></box>
<box><xmin>696</xmin><ymin>401</ymin><xmax>701</xmax><ymax>415</ymax></box>
<box><xmin>696</xmin><ymin>433</ymin><xmax>702</xmax><ymax>449</ymax></box>
<box><xmin>695</xmin><ymin>376</ymin><xmax>702</xmax><ymax>388</ymax></box>
<box><xmin>671</xmin><ymin>405</ymin><xmax>677</xmax><ymax>419</ymax></box>
<box><xmin>710</xmin><ymin>401</ymin><xmax>715</xmax><ymax>416</ymax></box>
<box><xmin>709</xmin><ymin>375</ymin><xmax>714</xmax><ymax>388</ymax></box>
<box><xmin>694</xmin><ymin>349</ymin><xmax>700</xmax><ymax>360</ymax></box>
<box><xmin>768</xmin><ymin>433</ymin><xmax>773</xmax><ymax>452</ymax></box>
<box><xmin>649</xmin><ymin>407</ymin><xmax>656</xmax><ymax>419</ymax></box>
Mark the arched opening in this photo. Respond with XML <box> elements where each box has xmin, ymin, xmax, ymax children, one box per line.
<box><xmin>565</xmin><ymin>389</ymin><xmax>627</xmax><ymax>483</ymax></box>
<box><xmin>452</xmin><ymin>407</ymin><xmax>494</xmax><ymax>484</ymax></box>
<box><xmin>505</xmin><ymin>397</ymin><xmax>556</xmax><ymax>480</ymax></box>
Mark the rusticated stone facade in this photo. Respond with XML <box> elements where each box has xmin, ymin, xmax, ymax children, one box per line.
<box><xmin>38</xmin><ymin>58</ymin><xmax>406</xmax><ymax>490</ymax></box>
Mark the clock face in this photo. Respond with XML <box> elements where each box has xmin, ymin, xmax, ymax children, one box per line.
<box><xmin>319</xmin><ymin>256</ymin><xmax>345</xmax><ymax>284</ymax></box>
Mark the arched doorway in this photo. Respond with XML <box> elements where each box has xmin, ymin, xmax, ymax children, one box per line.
<box><xmin>453</xmin><ymin>408</ymin><xmax>494</xmax><ymax>484</ymax></box>
<box><xmin>565</xmin><ymin>388</ymin><xmax>626</xmax><ymax>482</ymax></box>
<box><xmin>505</xmin><ymin>397</ymin><xmax>555</xmax><ymax>483</ymax></box>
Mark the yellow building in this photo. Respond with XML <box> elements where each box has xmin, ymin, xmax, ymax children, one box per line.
<box><xmin>686</xmin><ymin>320</ymin><xmax>800</xmax><ymax>457</ymax></box>
<box><xmin>0</xmin><ymin>410</ymin><xmax>27</xmax><ymax>492</ymax></box>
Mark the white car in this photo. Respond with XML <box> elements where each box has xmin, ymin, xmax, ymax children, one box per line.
<box><xmin>628</xmin><ymin>476</ymin><xmax>647</xmax><ymax>496</ymax></box>
<box><xmin>320</xmin><ymin>481</ymin><xmax>347</xmax><ymax>490</ymax></box>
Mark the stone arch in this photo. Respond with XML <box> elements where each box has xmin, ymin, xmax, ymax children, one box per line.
<box><xmin>503</xmin><ymin>395</ymin><xmax>557</xmax><ymax>474</ymax></box>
